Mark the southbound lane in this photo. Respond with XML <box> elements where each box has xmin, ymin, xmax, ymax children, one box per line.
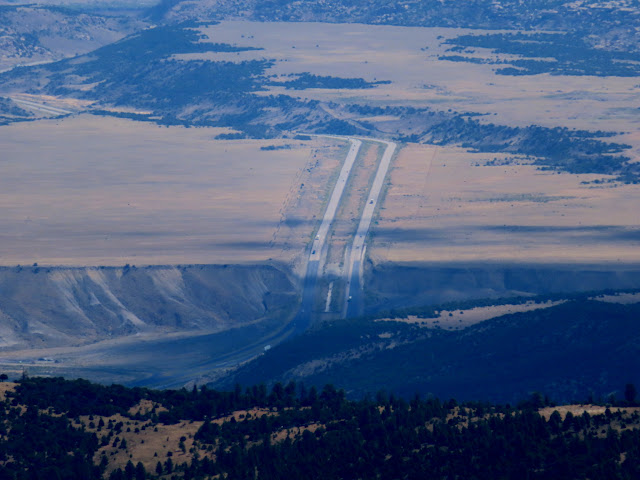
<box><xmin>291</xmin><ymin>137</ymin><xmax>362</xmax><ymax>334</ymax></box>
<box><xmin>344</xmin><ymin>139</ymin><xmax>397</xmax><ymax>318</ymax></box>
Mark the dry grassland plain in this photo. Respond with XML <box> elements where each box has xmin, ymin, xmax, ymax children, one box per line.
<box><xmin>379</xmin><ymin>300</ymin><xmax>565</xmax><ymax>330</ymax></box>
<box><xmin>0</xmin><ymin>115</ymin><xmax>346</xmax><ymax>269</ymax></box>
<box><xmin>198</xmin><ymin>22</ymin><xmax>640</xmax><ymax>154</ymax></box>
<box><xmin>373</xmin><ymin>143</ymin><xmax>640</xmax><ymax>265</ymax></box>
<box><xmin>180</xmin><ymin>21</ymin><xmax>640</xmax><ymax>267</ymax></box>
<box><xmin>2</xmin><ymin>21</ymin><xmax>639</xmax><ymax>275</ymax></box>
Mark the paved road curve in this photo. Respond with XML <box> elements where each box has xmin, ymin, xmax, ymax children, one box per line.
<box><xmin>344</xmin><ymin>139</ymin><xmax>397</xmax><ymax>318</ymax></box>
<box><xmin>10</xmin><ymin>97</ymin><xmax>73</xmax><ymax>116</ymax></box>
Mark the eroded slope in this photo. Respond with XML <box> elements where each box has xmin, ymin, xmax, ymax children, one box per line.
<box><xmin>0</xmin><ymin>264</ymin><xmax>297</xmax><ymax>350</ymax></box>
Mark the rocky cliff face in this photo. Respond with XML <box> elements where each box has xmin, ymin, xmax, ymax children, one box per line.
<box><xmin>365</xmin><ymin>262</ymin><xmax>640</xmax><ymax>313</ymax></box>
<box><xmin>0</xmin><ymin>264</ymin><xmax>298</xmax><ymax>350</ymax></box>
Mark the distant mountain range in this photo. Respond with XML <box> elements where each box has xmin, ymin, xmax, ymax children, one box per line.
<box><xmin>151</xmin><ymin>0</ymin><xmax>640</xmax><ymax>53</ymax></box>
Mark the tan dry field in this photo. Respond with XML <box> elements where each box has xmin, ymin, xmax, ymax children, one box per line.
<box><xmin>371</xmin><ymin>143</ymin><xmax>640</xmax><ymax>265</ymax></box>
<box><xmin>0</xmin><ymin>114</ymin><xmax>347</xmax><ymax>268</ymax></box>
<box><xmin>77</xmin><ymin>403</ymin><xmax>315</xmax><ymax>476</ymax></box>
<box><xmin>79</xmin><ymin>411</ymin><xmax>206</xmax><ymax>476</ymax></box>
<box><xmin>3</xmin><ymin>21</ymin><xmax>639</xmax><ymax>273</ymax></box>
<box><xmin>197</xmin><ymin>21</ymin><xmax>640</xmax><ymax>158</ymax></box>
<box><xmin>593</xmin><ymin>292</ymin><xmax>640</xmax><ymax>304</ymax></box>
<box><xmin>380</xmin><ymin>300</ymin><xmax>566</xmax><ymax>330</ymax></box>
<box><xmin>538</xmin><ymin>404</ymin><xmax>640</xmax><ymax>421</ymax></box>
<box><xmin>0</xmin><ymin>381</ymin><xmax>15</xmax><ymax>401</ymax></box>
<box><xmin>175</xmin><ymin>21</ymin><xmax>640</xmax><ymax>268</ymax></box>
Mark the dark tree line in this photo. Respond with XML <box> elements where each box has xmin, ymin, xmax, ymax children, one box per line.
<box><xmin>2</xmin><ymin>376</ymin><xmax>640</xmax><ymax>479</ymax></box>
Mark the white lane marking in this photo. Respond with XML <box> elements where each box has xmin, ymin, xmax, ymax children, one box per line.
<box><xmin>325</xmin><ymin>281</ymin><xmax>334</xmax><ymax>313</ymax></box>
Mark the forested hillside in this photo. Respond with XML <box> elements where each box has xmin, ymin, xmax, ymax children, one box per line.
<box><xmin>217</xmin><ymin>297</ymin><xmax>640</xmax><ymax>404</ymax></box>
<box><xmin>1</xmin><ymin>376</ymin><xmax>640</xmax><ymax>479</ymax></box>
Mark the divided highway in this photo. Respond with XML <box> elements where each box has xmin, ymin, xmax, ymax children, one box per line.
<box><xmin>291</xmin><ymin>137</ymin><xmax>362</xmax><ymax>335</ymax></box>
<box><xmin>135</xmin><ymin>134</ymin><xmax>395</xmax><ymax>378</ymax></box>
<box><xmin>293</xmin><ymin>134</ymin><xmax>397</xmax><ymax>331</ymax></box>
